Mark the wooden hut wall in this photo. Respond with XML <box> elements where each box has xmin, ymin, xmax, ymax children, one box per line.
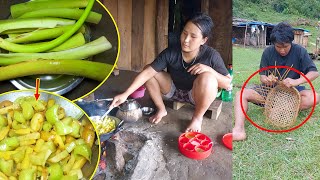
<box><xmin>293</xmin><ymin>30</ymin><xmax>309</xmax><ymax>48</ymax></box>
<box><xmin>232</xmin><ymin>26</ymin><xmax>266</xmax><ymax>47</ymax></box>
<box><xmin>202</xmin><ymin>0</ymin><xmax>232</xmax><ymax>65</ymax></box>
<box><xmin>104</xmin><ymin>0</ymin><xmax>231</xmax><ymax>70</ymax></box>
<box><xmin>103</xmin><ymin>0</ymin><xmax>168</xmax><ymax>71</ymax></box>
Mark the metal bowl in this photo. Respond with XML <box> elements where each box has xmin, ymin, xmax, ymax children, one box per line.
<box><xmin>0</xmin><ymin>90</ymin><xmax>100</xmax><ymax>179</ymax></box>
<box><xmin>141</xmin><ymin>107</ymin><xmax>155</xmax><ymax>116</ymax></box>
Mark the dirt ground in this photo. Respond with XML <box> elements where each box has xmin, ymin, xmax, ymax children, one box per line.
<box><xmin>91</xmin><ymin>70</ymin><xmax>232</xmax><ymax>180</ymax></box>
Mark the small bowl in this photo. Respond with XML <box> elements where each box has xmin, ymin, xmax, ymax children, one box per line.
<box><xmin>222</xmin><ymin>133</ymin><xmax>232</xmax><ymax>150</ymax></box>
<box><xmin>141</xmin><ymin>107</ymin><xmax>155</xmax><ymax>115</ymax></box>
<box><xmin>178</xmin><ymin>132</ymin><xmax>213</xmax><ymax>160</ymax></box>
<box><xmin>129</xmin><ymin>86</ymin><xmax>146</xmax><ymax>99</ymax></box>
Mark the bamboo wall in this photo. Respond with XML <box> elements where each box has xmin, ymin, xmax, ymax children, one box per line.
<box><xmin>103</xmin><ymin>0</ymin><xmax>232</xmax><ymax>71</ymax></box>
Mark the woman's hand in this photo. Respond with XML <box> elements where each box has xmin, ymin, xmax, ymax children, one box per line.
<box><xmin>110</xmin><ymin>93</ymin><xmax>128</xmax><ymax>108</ymax></box>
<box><xmin>187</xmin><ymin>63</ymin><xmax>212</xmax><ymax>75</ymax></box>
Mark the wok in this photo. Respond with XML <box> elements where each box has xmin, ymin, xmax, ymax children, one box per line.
<box><xmin>90</xmin><ymin>115</ymin><xmax>124</xmax><ymax>142</ymax></box>
<box><xmin>0</xmin><ymin>90</ymin><xmax>100</xmax><ymax>179</ymax></box>
<box><xmin>77</xmin><ymin>98</ymin><xmax>124</xmax><ymax>141</ymax></box>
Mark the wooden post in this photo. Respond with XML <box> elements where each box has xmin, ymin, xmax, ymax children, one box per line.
<box><xmin>156</xmin><ymin>0</ymin><xmax>169</xmax><ymax>55</ymax></box>
<box><xmin>209</xmin><ymin>0</ymin><xmax>232</xmax><ymax>65</ymax></box>
<box><xmin>131</xmin><ymin>0</ymin><xmax>145</xmax><ymax>71</ymax></box>
<box><xmin>117</xmin><ymin>0</ymin><xmax>132</xmax><ymax>70</ymax></box>
<box><xmin>142</xmin><ymin>0</ymin><xmax>157</xmax><ymax>67</ymax></box>
<box><xmin>244</xmin><ymin>23</ymin><xmax>248</xmax><ymax>48</ymax></box>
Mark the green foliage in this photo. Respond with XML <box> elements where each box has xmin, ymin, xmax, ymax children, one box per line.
<box><xmin>233</xmin><ymin>0</ymin><xmax>320</xmax><ymax>20</ymax></box>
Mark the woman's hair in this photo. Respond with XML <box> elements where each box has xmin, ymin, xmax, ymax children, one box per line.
<box><xmin>187</xmin><ymin>13</ymin><xmax>214</xmax><ymax>39</ymax></box>
<box><xmin>270</xmin><ymin>22</ymin><xmax>294</xmax><ymax>44</ymax></box>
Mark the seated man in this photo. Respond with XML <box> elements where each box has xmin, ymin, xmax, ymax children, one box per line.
<box><xmin>233</xmin><ymin>22</ymin><xmax>320</xmax><ymax>141</ymax></box>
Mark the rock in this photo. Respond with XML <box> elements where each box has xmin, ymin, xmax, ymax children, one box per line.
<box><xmin>130</xmin><ymin>140</ymin><xmax>170</xmax><ymax>180</ymax></box>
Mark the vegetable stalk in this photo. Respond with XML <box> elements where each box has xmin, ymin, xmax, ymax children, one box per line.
<box><xmin>0</xmin><ymin>18</ymin><xmax>75</xmax><ymax>34</ymax></box>
<box><xmin>1</xmin><ymin>0</ymin><xmax>95</xmax><ymax>53</ymax></box>
<box><xmin>5</xmin><ymin>25</ymin><xmax>74</xmax><ymax>43</ymax></box>
<box><xmin>0</xmin><ymin>36</ymin><xmax>112</xmax><ymax>65</ymax></box>
<box><xmin>0</xmin><ymin>59</ymin><xmax>113</xmax><ymax>82</ymax></box>
<box><xmin>19</xmin><ymin>8</ymin><xmax>102</xmax><ymax>24</ymax></box>
<box><xmin>10</xmin><ymin>0</ymin><xmax>89</xmax><ymax>18</ymax></box>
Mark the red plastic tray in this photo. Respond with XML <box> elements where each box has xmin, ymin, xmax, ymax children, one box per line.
<box><xmin>178</xmin><ymin>132</ymin><xmax>213</xmax><ymax>160</ymax></box>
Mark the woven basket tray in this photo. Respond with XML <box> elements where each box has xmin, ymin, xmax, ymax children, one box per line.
<box><xmin>264</xmin><ymin>83</ymin><xmax>301</xmax><ymax>128</ymax></box>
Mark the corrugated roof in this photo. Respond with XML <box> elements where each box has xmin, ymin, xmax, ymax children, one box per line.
<box><xmin>233</xmin><ymin>18</ymin><xmax>310</xmax><ymax>32</ymax></box>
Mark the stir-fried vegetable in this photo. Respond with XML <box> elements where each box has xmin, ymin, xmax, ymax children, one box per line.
<box><xmin>0</xmin><ymin>96</ymin><xmax>97</xmax><ymax>179</ymax></box>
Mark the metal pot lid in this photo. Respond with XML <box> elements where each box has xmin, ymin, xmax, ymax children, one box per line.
<box><xmin>119</xmin><ymin>99</ymin><xmax>141</xmax><ymax>111</ymax></box>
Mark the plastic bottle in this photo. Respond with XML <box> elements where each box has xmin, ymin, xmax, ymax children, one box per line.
<box><xmin>222</xmin><ymin>65</ymin><xmax>233</xmax><ymax>102</ymax></box>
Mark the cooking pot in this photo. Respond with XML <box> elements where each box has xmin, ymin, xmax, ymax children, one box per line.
<box><xmin>116</xmin><ymin>99</ymin><xmax>143</xmax><ymax>122</ymax></box>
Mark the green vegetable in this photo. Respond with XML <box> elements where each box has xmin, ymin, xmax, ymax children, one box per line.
<box><xmin>13</xmin><ymin>111</ymin><xmax>25</xmax><ymax>123</ymax></box>
<box><xmin>45</xmin><ymin>104</ymin><xmax>59</xmax><ymax>125</ymax></box>
<box><xmin>0</xmin><ymin>158</ymin><xmax>14</xmax><ymax>176</ymax></box>
<box><xmin>11</xmin><ymin>0</ymin><xmax>89</xmax><ymax>18</ymax></box>
<box><xmin>21</xmin><ymin>101</ymin><xmax>34</xmax><ymax>121</ymax></box>
<box><xmin>5</xmin><ymin>25</ymin><xmax>74</xmax><ymax>43</ymax></box>
<box><xmin>0</xmin><ymin>36</ymin><xmax>112</xmax><ymax>65</ymax></box>
<box><xmin>30</xmin><ymin>113</ymin><xmax>44</xmax><ymax>132</ymax></box>
<box><xmin>65</xmin><ymin>142</ymin><xmax>76</xmax><ymax>153</ymax></box>
<box><xmin>61</xmin><ymin>117</ymin><xmax>73</xmax><ymax>125</ymax></box>
<box><xmin>55</xmin><ymin>121</ymin><xmax>73</xmax><ymax>135</ymax></box>
<box><xmin>0</xmin><ymin>59</ymin><xmax>113</xmax><ymax>82</ymax></box>
<box><xmin>1</xmin><ymin>28</ymin><xmax>37</xmax><ymax>34</ymax></box>
<box><xmin>11</xmin><ymin>120</ymin><xmax>28</xmax><ymax>130</ymax></box>
<box><xmin>69</xmin><ymin>121</ymin><xmax>81</xmax><ymax>138</ymax></box>
<box><xmin>0</xmin><ymin>126</ymin><xmax>10</xmax><ymax>141</ymax></box>
<box><xmin>48</xmin><ymin>32</ymin><xmax>85</xmax><ymax>52</ymax></box>
<box><xmin>39</xmin><ymin>141</ymin><xmax>56</xmax><ymax>153</ymax></box>
<box><xmin>48</xmin><ymin>163</ymin><xmax>63</xmax><ymax>180</ymax></box>
<box><xmin>0</xmin><ymin>18</ymin><xmax>75</xmax><ymax>34</ymax></box>
<box><xmin>17</xmin><ymin>132</ymin><xmax>40</xmax><ymax>141</ymax></box>
<box><xmin>68</xmin><ymin>169</ymin><xmax>83</xmax><ymax>179</ymax></box>
<box><xmin>11</xmin><ymin>148</ymin><xmax>26</xmax><ymax>163</ymax></box>
<box><xmin>1</xmin><ymin>0</ymin><xmax>95</xmax><ymax>53</ymax></box>
<box><xmin>29</xmin><ymin>100</ymin><xmax>46</xmax><ymax>112</ymax></box>
<box><xmin>18</xmin><ymin>168</ymin><xmax>36</xmax><ymax>180</ymax></box>
<box><xmin>27</xmin><ymin>32</ymin><xmax>86</xmax><ymax>52</ymax></box>
<box><xmin>73</xmin><ymin>144</ymin><xmax>92</xmax><ymax>162</ymax></box>
<box><xmin>19</xmin><ymin>8</ymin><xmax>102</xmax><ymax>24</ymax></box>
<box><xmin>48</xmin><ymin>150</ymin><xmax>69</xmax><ymax>163</ymax></box>
<box><xmin>0</xmin><ymin>137</ymin><xmax>19</xmax><ymax>151</ymax></box>
<box><xmin>0</xmin><ymin>115</ymin><xmax>7</xmax><ymax>127</ymax></box>
<box><xmin>30</xmin><ymin>149</ymin><xmax>52</xmax><ymax>167</ymax></box>
<box><xmin>61</xmin><ymin>175</ymin><xmax>78</xmax><ymax>180</ymax></box>
<box><xmin>63</xmin><ymin>153</ymin><xmax>76</xmax><ymax>173</ymax></box>
<box><xmin>42</xmin><ymin>122</ymin><xmax>52</xmax><ymax>132</ymax></box>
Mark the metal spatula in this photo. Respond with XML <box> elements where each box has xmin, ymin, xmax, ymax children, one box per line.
<box><xmin>100</xmin><ymin>106</ymin><xmax>114</xmax><ymax>121</ymax></box>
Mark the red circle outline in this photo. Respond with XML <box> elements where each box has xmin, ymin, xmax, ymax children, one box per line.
<box><xmin>240</xmin><ymin>65</ymin><xmax>316</xmax><ymax>133</ymax></box>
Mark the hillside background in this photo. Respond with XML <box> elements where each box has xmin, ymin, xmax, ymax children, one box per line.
<box><xmin>233</xmin><ymin>0</ymin><xmax>320</xmax><ymax>51</ymax></box>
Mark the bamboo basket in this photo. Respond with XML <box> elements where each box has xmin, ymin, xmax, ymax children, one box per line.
<box><xmin>264</xmin><ymin>82</ymin><xmax>301</xmax><ymax>128</ymax></box>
